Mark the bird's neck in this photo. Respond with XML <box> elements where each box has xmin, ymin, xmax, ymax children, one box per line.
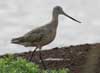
<box><xmin>51</xmin><ymin>12</ymin><xmax>59</xmax><ymax>29</ymax></box>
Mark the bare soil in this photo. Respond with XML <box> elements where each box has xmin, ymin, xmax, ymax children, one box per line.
<box><xmin>1</xmin><ymin>43</ymin><xmax>100</xmax><ymax>73</ymax></box>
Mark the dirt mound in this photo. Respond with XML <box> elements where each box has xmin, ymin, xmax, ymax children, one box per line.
<box><xmin>1</xmin><ymin>43</ymin><xmax>100</xmax><ymax>73</ymax></box>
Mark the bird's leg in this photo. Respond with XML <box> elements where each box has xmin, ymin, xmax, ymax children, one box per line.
<box><xmin>29</xmin><ymin>47</ymin><xmax>38</xmax><ymax>61</ymax></box>
<box><xmin>39</xmin><ymin>47</ymin><xmax>47</xmax><ymax>70</ymax></box>
<box><xmin>39</xmin><ymin>47</ymin><xmax>52</xmax><ymax>73</ymax></box>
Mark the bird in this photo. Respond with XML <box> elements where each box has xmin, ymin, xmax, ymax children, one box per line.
<box><xmin>11</xmin><ymin>6</ymin><xmax>81</xmax><ymax>69</ymax></box>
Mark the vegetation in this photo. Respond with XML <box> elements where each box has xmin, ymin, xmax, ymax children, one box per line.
<box><xmin>0</xmin><ymin>55</ymin><xmax>70</xmax><ymax>73</ymax></box>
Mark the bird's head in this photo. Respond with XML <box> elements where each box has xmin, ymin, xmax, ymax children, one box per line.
<box><xmin>53</xmin><ymin>6</ymin><xmax>81</xmax><ymax>23</ymax></box>
<box><xmin>53</xmin><ymin>6</ymin><xmax>64</xmax><ymax>15</ymax></box>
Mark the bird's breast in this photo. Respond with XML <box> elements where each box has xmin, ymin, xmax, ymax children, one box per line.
<box><xmin>35</xmin><ymin>30</ymin><xmax>56</xmax><ymax>46</ymax></box>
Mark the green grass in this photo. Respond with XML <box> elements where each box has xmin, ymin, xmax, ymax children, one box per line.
<box><xmin>0</xmin><ymin>55</ymin><xmax>70</xmax><ymax>73</ymax></box>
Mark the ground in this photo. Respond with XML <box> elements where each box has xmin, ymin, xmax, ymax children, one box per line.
<box><xmin>1</xmin><ymin>43</ymin><xmax>100</xmax><ymax>73</ymax></box>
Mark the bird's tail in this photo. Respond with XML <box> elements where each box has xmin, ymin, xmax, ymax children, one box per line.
<box><xmin>11</xmin><ymin>37</ymin><xmax>24</xmax><ymax>44</ymax></box>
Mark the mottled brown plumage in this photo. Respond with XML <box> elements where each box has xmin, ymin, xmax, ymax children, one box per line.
<box><xmin>11</xmin><ymin>6</ymin><xmax>81</xmax><ymax>69</ymax></box>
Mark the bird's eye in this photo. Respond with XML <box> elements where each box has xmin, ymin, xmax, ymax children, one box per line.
<box><xmin>57</xmin><ymin>7</ymin><xmax>61</xmax><ymax>10</ymax></box>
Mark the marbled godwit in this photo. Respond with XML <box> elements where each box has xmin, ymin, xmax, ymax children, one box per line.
<box><xmin>11</xmin><ymin>6</ymin><xmax>81</xmax><ymax>69</ymax></box>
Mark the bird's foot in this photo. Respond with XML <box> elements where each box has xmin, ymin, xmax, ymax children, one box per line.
<box><xmin>46</xmin><ymin>69</ymin><xmax>52</xmax><ymax>73</ymax></box>
<box><xmin>29</xmin><ymin>57</ymin><xmax>32</xmax><ymax>62</ymax></box>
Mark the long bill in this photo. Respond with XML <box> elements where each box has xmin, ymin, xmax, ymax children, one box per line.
<box><xmin>63</xmin><ymin>12</ymin><xmax>81</xmax><ymax>23</ymax></box>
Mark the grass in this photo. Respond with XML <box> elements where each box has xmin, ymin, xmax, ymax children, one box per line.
<box><xmin>0</xmin><ymin>55</ymin><xmax>70</xmax><ymax>73</ymax></box>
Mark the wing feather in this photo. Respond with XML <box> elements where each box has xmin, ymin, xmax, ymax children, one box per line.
<box><xmin>23</xmin><ymin>27</ymin><xmax>48</xmax><ymax>43</ymax></box>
